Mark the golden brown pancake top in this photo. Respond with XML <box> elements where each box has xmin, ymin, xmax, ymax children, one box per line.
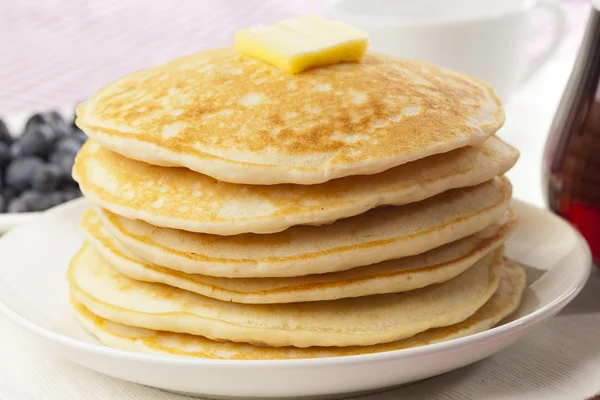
<box><xmin>76</xmin><ymin>48</ymin><xmax>503</xmax><ymax>184</ymax></box>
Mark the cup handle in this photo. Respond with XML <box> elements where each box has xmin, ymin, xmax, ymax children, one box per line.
<box><xmin>521</xmin><ymin>0</ymin><xmax>567</xmax><ymax>84</ymax></box>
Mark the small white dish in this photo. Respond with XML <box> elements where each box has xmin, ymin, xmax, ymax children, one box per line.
<box><xmin>0</xmin><ymin>211</ymin><xmax>40</xmax><ymax>234</ymax></box>
<box><xmin>0</xmin><ymin>199</ymin><xmax>591</xmax><ymax>399</ymax></box>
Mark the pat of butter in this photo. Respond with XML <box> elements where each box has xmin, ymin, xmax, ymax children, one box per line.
<box><xmin>235</xmin><ymin>15</ymin><xmax>369</xmax><ymax>74</ymax></box>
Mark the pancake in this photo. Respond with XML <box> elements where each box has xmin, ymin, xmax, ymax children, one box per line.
<box><xmin>82</xmin><ymin>208</ymin><xmax>517</xmax><ymax>303</ymax></box>
<box><xmin>95</xmin><ymin>176</ymin><xmax>512</xmax><ymax>278</ymax></box>
<box><xmin>75</xmin><ymin>48</ymin><xmax>504</xmax><ymax>185</ymax></box>
<box><xmin>68</xmin><ymin>243</ymin><xmax>503</xmax><ymax>347</ymax></box>
<box><xmin>71</xmin><ymin>259</ymin><xmax>525</xmax><ymax>359</ymax></box>
<box><xmin>74</xmin><ymin>137</ymin><xmax>518</xmax><ymax>235</ymax></box>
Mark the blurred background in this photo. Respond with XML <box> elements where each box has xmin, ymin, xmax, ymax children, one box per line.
<box><xmin>0</xmin><ymin>0</ymin><xmax>593</xmax><ymax>113</ymax></box>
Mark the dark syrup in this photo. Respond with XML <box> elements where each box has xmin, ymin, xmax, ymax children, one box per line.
<box><xmin>544</xmin><ymin>7</ymin><xmax>600</xmax><ymax>265</ymax></box>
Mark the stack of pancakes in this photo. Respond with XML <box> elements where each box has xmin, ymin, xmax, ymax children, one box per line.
<box><xmin>69</xmin><ymin>48</ymin><xmax>526</xmax><ymax>359</ymax></box>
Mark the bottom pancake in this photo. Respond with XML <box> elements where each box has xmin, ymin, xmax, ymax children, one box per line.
<box><xmin>71</xmin><ymin>259</ymin><xmax>525</xmax><ymax>360</ymax></box>
<box><xmin>68</xmin><ymin>244</ymin><xmax>503</xmax><ymax>348</ymax></box>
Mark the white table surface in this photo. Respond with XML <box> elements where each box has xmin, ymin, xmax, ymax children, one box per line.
<box><xmin>1</xmin><ymin>60</ymin><xmax>600</xmax><ymax>400</ymax></box>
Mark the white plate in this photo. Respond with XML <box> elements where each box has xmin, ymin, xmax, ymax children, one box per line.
<box><xmin>0</xmin><ymin>211</ymin><xmax>40</xmax><ymax>234</ymax></box>
<box><xmin>0</xmin><ymin>106</ymin><xmax>75</xmax><ymax>234</ymax></box>
<box><xmin>0</xmin><ymin>198</ymin><xmax>591</xmax><ymax>399</ymax></box>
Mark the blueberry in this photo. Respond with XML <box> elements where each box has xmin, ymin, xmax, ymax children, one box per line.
<box><xmin>71</xmin><ymin>128</ymin><xmax>87</xmax><ymax>144</ymax></box>
<box><xmin>0</xmin><ymin>142</ymin><xmax>10</xmax><ymax>169</ymax></box>
<box><xmin>23</xmin><ymin>113</ymin><xmax>45</xmax><ymax>134</ymax></box>
<box><xmin>53</xmin><ymin>137</ymin><xmax>81</xmax><ymax>155</ymax></box>
<box><xmin>20</xmin><ymin>190</ymin><xmax>52</xmax><ymax>212</ymax></box>
<box><xmin>50</xmin><ymin>151</ymin><xmax>76</xmax><ymax>179</ymax></box>
<box><xmin>5</xmin><ymin>157</ymin><xmax>43</xmax><ymax>191</ymax></box>
<box><xmin>45</xmin><ymin>111</ymin><xmax>71</xmax><ymax>139</ymax></box>
<box><xmin>15</xmin><ymin>124</ymin><xmax>55</xmax><ymax>158</ymax></box>
<box><xmin>19</xmin><ymin>190</ymin><xmax>38</xmax><ymax>204</ymax></box>
<box><xmin>57</xmin><ymin>177</ymin><xmax>78</xmax><ymax>190</ymax></box>
<box><xmin>2</xmin><ymin>187</ymin><xmax>17</xmax><ymax>204</ymax></box>
<box><xmin>36</xmin><ymin>195</ymin><xmax>53</xmax><ymax>211</ymax></box>
<box><xmin>0</xmin><ymin>118</ymin><xmax>12</xmax><ymax>145</ymax></box>
<box><xmin>7</xmin><ymin>198</ymin><xmax>29</xmax><ymax>213</ymax></box>
<box><xmin>45</xmin><ymin>189</ymin><xmax>81</xmax><ymax>208</ymax></box>
<box><xmin>9</xmin><ymin>142</ymin><xmax>22</xmax><ymax>158</ymax></box>
<box><xmin>62</xmin><ymin>188</ymin><xmax>81</xmax><ymax>202</ymax></box>
<box><xmin>47</xmin><ymin>191</ymin><xmax>65</xmax><ymax>208</ymax></box>
<box><xmin>23</xmin><ymin>112</ymin><xmax>68</xmax><ymax>139</ymax></box>
<box><xmin>49</xmin><ymin>151</ymin><xmax>62</xmax><ymax>165</ymax></box>
<box><xmin>32</xmin><ymin>163</ymin><xmax>61</xmax><ymax>192</ymax></box>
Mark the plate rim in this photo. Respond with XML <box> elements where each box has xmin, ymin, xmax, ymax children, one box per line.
<box><xmin>0</xmin><ymin>211</ymin><xmax>42</xmax><ymax>234</ymax></box>
<box><xmin>0</xmin><ymin>198</ymin><xmax>592</xmax><ymax>369</ymax></box>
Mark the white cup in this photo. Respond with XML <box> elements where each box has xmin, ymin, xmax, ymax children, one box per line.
<box><xmin>325</xmin><ymin>0</ymin><xmax>566</xmax><ymax>101</ymax></box>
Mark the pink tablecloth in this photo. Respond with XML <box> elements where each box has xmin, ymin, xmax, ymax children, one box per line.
<box><xmin>0</xmin><ymin>0</ymin><xmax>593</xmax><ymax>114</ymax></box>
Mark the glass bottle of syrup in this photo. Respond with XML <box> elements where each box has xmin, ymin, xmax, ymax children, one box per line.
<box><xmin>544</xmin><ymin>2</ymin><xmax>600</xmax><ymax>265</ymax></box>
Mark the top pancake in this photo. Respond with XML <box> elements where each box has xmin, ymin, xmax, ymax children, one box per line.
<box><xmin>75</xmin><ymin>48</ymin><xmax>504</xmax><ymax>185</ymax></box>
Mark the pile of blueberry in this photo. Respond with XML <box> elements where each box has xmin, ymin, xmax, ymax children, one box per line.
<box><xmin>0</xmin><ymin>111</ymin><xmax>85</xmax><ymax>213</ymax></box>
